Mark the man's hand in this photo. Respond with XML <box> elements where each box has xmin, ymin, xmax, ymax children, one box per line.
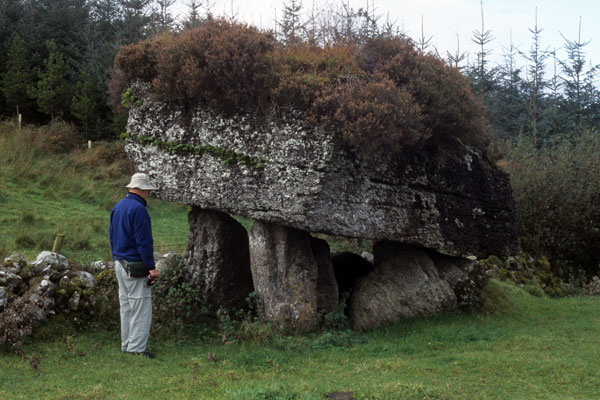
<box><xmin>148</xmin><ymin>269</ymin><xmax>159</xmax><ymax>284</ymax></box>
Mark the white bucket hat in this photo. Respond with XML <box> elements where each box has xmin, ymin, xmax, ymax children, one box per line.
<box><xmin>126</xmin><ymin>173</ymin><xmax>157</xmax><ymax>190</ymax></box>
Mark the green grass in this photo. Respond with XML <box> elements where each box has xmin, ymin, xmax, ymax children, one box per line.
<box><xmin>2</xmin><ymin>281</ymin><xmax>600</xmax><ymax>399</ymax></box>
<box><xmin>3</xmin><ymin>121</ymin><xmax>600</xmax><ymax>398</ymax></box>
<box><xmin>0</xmin><ymin>121</ymin><xmax>189</xmax><ymax>263</ymax></box>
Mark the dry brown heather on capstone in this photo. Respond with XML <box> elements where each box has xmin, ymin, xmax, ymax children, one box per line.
<box><xmin>110</xmin><ymin>18</ymin><xmax>487</xmax><ymax>160</ymax></box>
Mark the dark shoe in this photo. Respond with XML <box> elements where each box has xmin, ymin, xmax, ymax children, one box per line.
<box><xmin>127</xmin><ymin>351</ymin><xmax>155</xmax><ymax>359</ymax></box>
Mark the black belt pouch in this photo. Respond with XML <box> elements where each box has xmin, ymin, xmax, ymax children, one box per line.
<box><xmin>126</xmin><ymin>261</ymin><xmax>148</xmax><ymax>278</ymax></box>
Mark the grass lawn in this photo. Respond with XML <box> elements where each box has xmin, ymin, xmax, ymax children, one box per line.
<box><xmin>2</xmin><ymin>281</ymin><xmax>600</xmax><ymax>399</ymax></box>
<box><xmin>0</xmin><ymin>122</ymin><xmax>190</xmax><ymax>263</ymax></box>
<box><xmin>3</xmin><ymin>123</ymin><xmax>599</xmax><ymax>399</ymax></box>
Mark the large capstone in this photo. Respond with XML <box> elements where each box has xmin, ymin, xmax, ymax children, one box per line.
<box><xmin>248</xmin><ymin>221</ymin><xmax>318</xmax><ymax>332</ymax></box>
<box><xmin>186</xmin><ymin>207</ymin><xmax>254</xmax><ymax>311</ymax></box>
<box><xmin>125</xmin><ymin>93</ymin><xmax>518</xmax><ymax>258</ymax></box>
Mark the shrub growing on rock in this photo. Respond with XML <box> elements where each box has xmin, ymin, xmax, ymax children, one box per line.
<box><xmin>270</xmin><ymin>44</ymin><xmax>358</xmax><ymax>111</ymax></box>
<box><xmin>116</xmin><ymin>19</ymin><xmax>276</xmax><ymax>113</ymax></box>
<box><xmin>375</xmin><ymin>39</ymin><xmax>486</xmax><ymax>149</ymax></box>
<box><xmin>111</xmin><ymin>21</ymin><xmax>486</xmax><ymax>159</ymax></box>
<box><xmin>312</xmin><ymin>74</ymin><xmax>425</xmax><ymax>160</ymax></box>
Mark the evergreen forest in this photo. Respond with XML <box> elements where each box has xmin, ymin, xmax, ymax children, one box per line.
<box><xmin>1</xmin><ymin>0</ymin><xmax>598</xmax><ymax>143</ymax></box>
<box><xmin>1</xmin><ymin>0</ymin><xmax>599</xmax><ymax>275</ymax></box>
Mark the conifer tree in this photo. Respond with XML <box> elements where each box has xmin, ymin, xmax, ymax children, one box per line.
<box><xmin>277</xmin><ymin>0</ymin><xmax>305</xmax><ymax>46</ymax></box>
<box><xmin>118</xmin><ymin>0</ymin><xmax>153</xmax><ymax>44</ymax></box>
<box><xmin>71</xmin><ymin>74</ymin><xmax>97</xmax><ymax>139</ymax></box>
<box><xmin>152</xmin><ymin>0</ymin><xmax>176</xmax><ymax>33</ymax></box>
<box><xmin>357</xmin><ymin>0</ymin><xmax>379</xmax><ymax>42</ymax></box>
<box><xmin>182</xmin><ymin>0</ymin><xmax>207</xmax><ymax>30</ymax></box>
<box><xmin>520</xmin><ymin>8</ymin><xmax>548</xmax><ymax>144</ymax></box>
<box><xmin>559</xmin><ymin>18</ymin><xmax>599</xmax><ymax>133</ymax></box>
<box><xmin>470</xmin><ymin>0</ymin><xmax>493</xmax><ymax>101</ymax></box>
<box><xmin>1</xmin><ymin>34</ymin><xmax>33</xmax><ymax>116</ymax></box>
<box><xmin>447</xmin><ymin>34</ymin><xmax>466</xmax><ymax>70</ymax></box>
<box><xmin>29</xmin><ymin>41</ymin><xmax>72</xmax><ymax>123</ymax></box>
<box><xmin>417</xmin><ymin>15</ymin><xmax>433</xmax><ymax>54</ymax></box>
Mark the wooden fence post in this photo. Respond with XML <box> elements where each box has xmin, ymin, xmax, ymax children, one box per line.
<box><xmin>52</xmin><ymin>234</ymin><xmax>65</xmax><ymax>253</ymax></box>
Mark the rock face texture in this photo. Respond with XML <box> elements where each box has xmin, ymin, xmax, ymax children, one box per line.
<box><xmin>125</xmin><ymin>93</ymin><xmax>519</xmax><ymax>258</ymax></box>
<box><xmin>349</xmin><ymin>242</ymin><xmax>457</xmax><ymax>331</ymax></box>
<box><xmin>185</xmin><ymin>207</ymin><xmax>254</xmax><ymax>311</ymax></box>
<box><xmin>348</xmin><ymin>241</ymin><xmax>487</xmax><ymax>331</ymax></box>
<box><xmin>248</xmin><ymin>221</ymin><xmax>318</xmax><ymax>332</ymax></box>
<box><xmin>311</xmin><ymin>237</ymin><xmax>339</xmax><ymax>314</ymax></box>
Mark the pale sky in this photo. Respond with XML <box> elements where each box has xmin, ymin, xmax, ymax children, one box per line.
<box><xmin>172</xmin><ymin>0</ymin><xmax>600</xmax><ymax>71</ymax></box>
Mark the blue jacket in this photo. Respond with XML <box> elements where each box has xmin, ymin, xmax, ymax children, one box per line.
<box><xmin>109</xmin><ymin>193</ymin><xmax>155</xmax><ymax>269</ymax></box>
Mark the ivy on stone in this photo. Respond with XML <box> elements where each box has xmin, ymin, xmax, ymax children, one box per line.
<box><xmin>122</xmin><ymin>133</ymin><xmax>268</xmax><ymax>168</ymax></box>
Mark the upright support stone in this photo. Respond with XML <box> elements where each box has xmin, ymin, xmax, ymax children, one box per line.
<box><xmin>185</xmin><ymin>207</ymin><xmax>253</xmax><ymax>311</ymax></box>
<box><xmin>349</xmin><ymin>241</ymin><xmax>456</xmax><ymax>331</ymax></box>
<box><xmin>311</xmin><ymin>237</ymin><xmax>338</xmax><ymax>313</ymax></box>
<box><xmin>248</xmin><ymin>221</ymin><xmax>318</xmax><ymax>332</ymax></box>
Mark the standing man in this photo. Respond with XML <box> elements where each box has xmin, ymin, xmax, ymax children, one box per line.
<box><xmin>109</xmin><ymin>172</ymin><xmax>159</xmax><ymax>359</ymax></box>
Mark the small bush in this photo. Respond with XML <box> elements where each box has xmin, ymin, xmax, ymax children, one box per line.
<box><xmin>14</xmin><ymin>235</ymin><xmax>36</xmax><ymax>249</ymax></box>
<box><xmin>478</xmin><ymin>280</ymin><xmax>516</xmax><ymax>314</ymax></box>
<box><xmin>114</xmin><ymin>19</ymin><xmax>276</xmax><ymax>113</ymax></box>
<box><xmin>270</xmin><ymin>44</ymin><xmax>358</xmax><ymax>110</ymax></box>
<box><xmin>313</xmin><ymin>73</ymin><xmax>425</xmax><ymax>160</ymax></box>
<box><xmin>35</xmin><ymin>236</ymin><xmax>54</xmax><ymax>251</ymax></box>
<box><xmin>18</xmin><ymin>212</ymin><xmax>36</xmax><ymax>225</ymax></box>
<box><xmin>92</xmin><ymin>269</ymin><xmax>119</xmax><ymax>328</ymax></box>
<box><xmin>36</xmin><ymin>122</ymin><xmax>82</xmax><ymax>154</ymax></box>
<box><xmin>482</xmin><ymin>254</ymin><xmax>564</xmax><ymax>297</ymax></box>
<box><xmin>321</xmin><ymin>292</ymin><xmax>350</xmax><ymax>330</ymax></box>
<box><xmin>152</xmin><ymin>254</ymin><xmax>207</xmax><ymax>334</ymax></box>
<box><xmin>31</xmin><ymin>314</ymin><xmax>76</xmax><ymax>341</ymax></box>
<box><xmin>216</xmin><ymin>293</ymin><xmax>278</xmax><ymax>345</ymax></box>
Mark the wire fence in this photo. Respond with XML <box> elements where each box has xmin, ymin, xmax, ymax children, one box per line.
<box><xmin>153</xmin><ymin>234</ymin><xmax>188</xmax><ymax>255</ymax></box>
<box><xmin>0</xmin><ymin>232</ymin><xmax>189</xmax><ymax>261</ymax></box>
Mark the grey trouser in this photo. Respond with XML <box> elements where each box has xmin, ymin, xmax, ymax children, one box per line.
<box><xmin>115</xmin><ymin>260</ymin><xmax>152</xmax><ymax>353</ymax></box>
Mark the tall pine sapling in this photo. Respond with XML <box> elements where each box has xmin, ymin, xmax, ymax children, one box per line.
<box><xmin>277</xmin><ymin>0</ymin><xmax>306</xmax><ymax>46</ymax></box>
<box><xmin>152</xmin><ymin>0</ymin><xmax>176</xmax><ymax>33</ymax></box>
<box><xmin>447</xmin><ymin>33</ymin><xmax>466</xmax><ymax>70</ymax></box>
<box><xmin>487</xmin><ymin>32</ymin><xmax>528</xmax><ymax>139</ymax></box>
<box><xmin>470</xmin><ymin>0</ymin><xmax>493</xmax><ymax>101</ymax></box>
<box><xmin>71</xmin><ymin>74</ymin><xmax>97</xmax><ymax>140</ymax></box>
<box><xmin>417</xmin><ymin>15</ymin><xmax>433</xmax><ymax>54</ymax></box>
<box><xmin>519</xmin><ymin>8</ymin><xmax>549</xmax><ymax>145</ymax></box>
<box><xmin>29</xmin><ymin>40</ymin><xmax>72</xmax><ymax>124</ymax></box>
<box><xmin>182</xmin><ymin>0</ymin><xmax>211</xmax><ymax>30</ymax></box>
<box><xmin>1</xmin><ymin>34</ymin><xmax>33</xmax><ymax>117</ymax></box>
<box><xmin>559</xmin><ymin>17</ymin><xmax>599</xmax><ymax>133</ymax></box>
